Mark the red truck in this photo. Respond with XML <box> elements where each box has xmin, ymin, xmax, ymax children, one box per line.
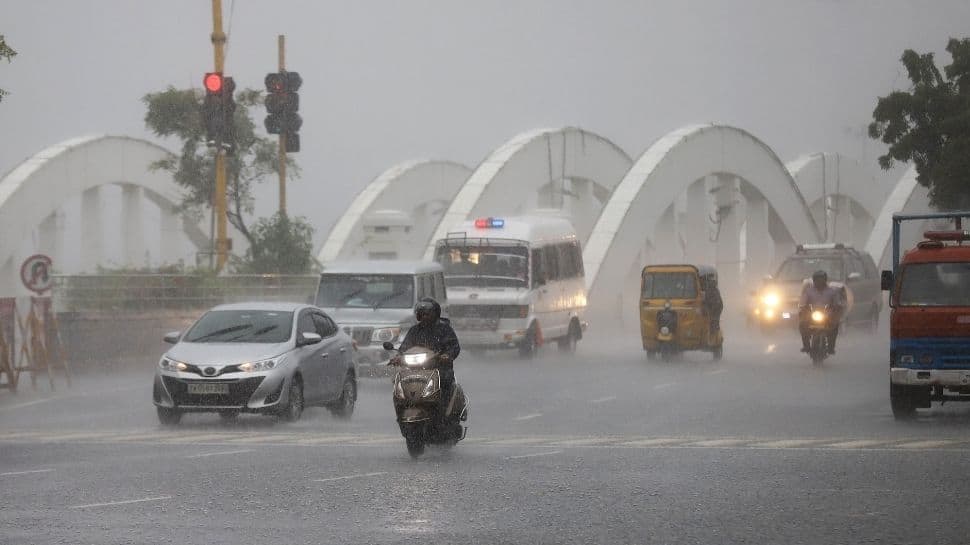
<box><xmin>882</xmin><ymin>211</ymin><xmax>970</xmax><ymax>419</ymax></box>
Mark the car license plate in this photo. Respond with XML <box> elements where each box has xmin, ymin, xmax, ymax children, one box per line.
<box><xmin>188</xmin><ymin>383</ymin><xmax>229</xmax><ymax>395</ymax></box>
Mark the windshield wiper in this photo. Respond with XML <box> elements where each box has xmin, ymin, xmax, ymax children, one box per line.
<box><xmin>224</xmin><ymin>324</ymin><xmax>279</xmax><ymax>342</ymax></box>
<box><xmin>373</xmin><ymin>289</ymin><xmax>409</xmax><ymax>310</ymax></box>
<box><xmin>188</xmin><ymin>324</ymin><xmax>252</xmax><ymax>342</ymax></box>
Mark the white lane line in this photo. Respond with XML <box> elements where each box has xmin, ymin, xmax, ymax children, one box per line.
<box><xmin>589</xmin><ymin>396</ymin><xmax>617</xmax><ymax>404</ymax></box>
<box><xmin>314</xmin><ymin>472</ymin><xmax>387</xmax><ymax>483</ymax></box>
<box><xmin>895</xmin><ymin>440</ymin><xmax>958</xmax><ymax>449</ymax></box>
<box><xmin>0</xmin><ymin>468</ymin><xmax>55</xmax><ymax>477</ymax></box>
<box><xmin>483</xmin><ymin>437</ymin><xmax>550</xmax><ymax>446</ymax></box>
<box><xmin>618</xmin><ymin>438</ymin><xmax>686</xmax><ymax>447</ymax></box>
<box><xmin>764</xmin><ymin>344</ymin><xmax>777</xmax><ymax>354</ymax></box>
<box><xmin>706</xmin><ymin>368</ymin><xmax>728</xmax><ymax>376</ymax></box>
<box><xmin>69</xmin><ymin>496</ymin><xmax>172</xmax><ymax>509</ymax></box>
<box><xmin>750</xmin><ymin>439</ymin><xmax>828</xmax><ymax>449</ymax></box>
<box><xmin>184</xmin><ymin>449</ymin><xmax>253</xmax><ymax>459</ymax></box>
<box><xmin>513</xmin><ymin>413</ymin><xmax>543</xmax><ymax>421</ymax></box>
<box><xmin>653</xmin><ymin>382</ymin><xmax>676</xmax><ymax>390</ymax></box>
<box><xmin>0</xmin><ymin>398</ymin><xmax>56</xmax><ymax>411</ymax></box>
<box><xmin>550</xmin><ymin>438</ymin><xmax>615</xmax><ymax>446</ymax></box>
<box><xmin>687</xmin><ymin>439</ymin><xmax>748</xmax><ymax>447</ymax></box>
<box><xmin>824</xmin><ymin>440</ymin><xmax>889</xmax><ymax>449</ymax></box>
<box><xmin>506</xmin><ymin>450</ymin><xmax>563</xmax><ymax>460</ymax></box>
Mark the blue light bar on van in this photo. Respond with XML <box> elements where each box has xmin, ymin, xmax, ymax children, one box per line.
<box><xmin>474</xmin><ymin>217</ymin><xmax>505</xmax><ymax>229</ymax></box>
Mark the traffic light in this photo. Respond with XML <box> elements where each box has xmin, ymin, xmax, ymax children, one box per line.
<box><xmin>202</xmin><ymin>72</ymin><xmax>236</xmax><ymax>152</ymax></box>
<box><xmin>264</xmin><ymin>71</ymin><xmax>302</xmax><ymax>152</ymax></box>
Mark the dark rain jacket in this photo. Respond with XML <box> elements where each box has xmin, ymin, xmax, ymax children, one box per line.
<box><xmin>399</xmin><ymin>317</ymin><xmax>461</xmax><ymax>363</ymax></box>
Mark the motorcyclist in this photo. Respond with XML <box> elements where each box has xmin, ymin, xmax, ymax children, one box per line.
<box><xmin>702</xmin><ymin>274</ymin><xmax>724</xmax><ymax>334</ymax></box>
<box><xmin>798</xmin><ymin>270</ymin><xmax>844</xmax><ymax>354</ymax></box>
<box><xmin>392</xmin><ymin>297</ymin><xmax>461</xmax><ymax>416</ymax></box>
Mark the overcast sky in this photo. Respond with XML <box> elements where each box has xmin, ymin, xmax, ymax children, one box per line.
<box><xmin>2</xmin><ymin>0</ymin><xmax>968</xmax><ymax>247</ymax></box>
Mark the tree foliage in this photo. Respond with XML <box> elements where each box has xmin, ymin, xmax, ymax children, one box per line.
<box><xmin>869</xmin><ymin>38</ymin><xmax>970</xmax><ymax>209</ymax></box>
<box><xmin>142</xmin><ymin>86</ymin><xmax>307</xmax><ymax>271</ymax></box>
<box><xmin>235</xmin><ymin>212</ymin><xmax>317</xmax><ymax>274</ymax></box>
<box><xmin>0</xmin><ymin>34</ymin><xmax>17</xmax><ymax>102</ymax></box>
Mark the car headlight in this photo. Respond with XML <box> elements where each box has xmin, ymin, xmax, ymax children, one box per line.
<box><xmin>239</xmin><ymin>355</ymin><xmax>285</xmax><ymax>373</ymax></box>
<box><xmin>421</xmin><ymin>377</ymin><xmax>438</xmax><ymax>397</ymax></box>
<box><xmin>811</xmin><ymin>310</ymin><xmax>825</xmax><ymax>323</ymax></box>
<box><xmin>158</xmin><ymin>357</ymin><xmax>188</xmax><ymax>372</ymax></box>
<box><xmin>403</xmin><ymin>353</ymin><xmax>429</xmax><ymax>366</ymax></box>
<box><xmin>371</xmin><ymin>327</ymin><xmax>401</xmax><ymax>343</ymax></box>
<box><xmin>762</xmin><ymin>293</ymin><xmax>780</xmax><ymax>307</ymax></box>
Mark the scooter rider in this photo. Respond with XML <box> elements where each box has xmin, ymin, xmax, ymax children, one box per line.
<box><xmin>393</xmin><ymin>297</ymin><xmax>460</xmax><ymax>413</ymax></box>
<box><xmin>798</xmin><ymin>270</ymin><xmax>844</xmax><ymax>354</ymax></box>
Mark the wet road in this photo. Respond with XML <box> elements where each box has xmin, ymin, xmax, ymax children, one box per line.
<box><xmin>3</xmin><ymin>325</ymin><xmax>970</xmax><ymax>544</ymax></box>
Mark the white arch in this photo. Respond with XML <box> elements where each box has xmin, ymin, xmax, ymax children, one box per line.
<box><xmin>864</xmin><ymin>166</ymin><xmax>932</xmax><ymax>268</ymax></box>
<box><xmin>423</xmin><ymin>127</ymin><xmax>633</xmax><ymax>259</ymax></box>
<box><xmin>0</xmin><ymin>135</ymin><xmax>207</xmax><ymax>291</ymax></box>
<box><xmin>786</xmin><ymin>152</ymin><xmax>883</xmax><ymax>245</ymax></box>
<box><xmin>317</xmin><ymin>160</ymin><xmax>471</xmax><ymax>263</ymax></box>
<box><xmin>584</xmin><ymin>124</ymin><xmax>821</xmax><ymax>303</ymax></box>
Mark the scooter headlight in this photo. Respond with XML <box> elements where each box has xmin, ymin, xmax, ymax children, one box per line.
<box><xmin>659</xmin><ymin>326</ymin><xmax>670</xmax><ymax>335</ymax></box>
<box><xmin>811</xmin><ymin>310</ymin><xmax>825</xmax><ymax>323</ymax></box>
<box><xmin>403</xmin><ymin>353</ymin><xmax>429</xmax><ymax>366</ymax></box>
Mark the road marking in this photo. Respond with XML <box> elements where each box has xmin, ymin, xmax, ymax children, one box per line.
<box><xmin>184</xmin><ymin>449</ymin><xmax>253</xmax><ymax>459</ymax></box>
<box><xmin>484</xmin><ymin>437</ymin><xmax>552</xmax><ymax>446</ymax></box>
<box><xmin>824</xmin><ymin>440</ymin><xmax>888</xmax><ymax>449</ymax></box>
<box><xmin>687</xmin><ymin>439</ymin><xmax>749</xmax><ymax>447</ymax></box>
<box><xmin>346</xmin><ymin>437</ymin><xmax>400</xmax><ymax>445</ymax></box>
<box><xmin>618</xmin><ymin>438</ymin><xmax>686</xmax><ymax>447</ymax></box>
<box><xmin>706</xmin><ymin>368</ymin><xmax>728</xmax><ymax>375</ymax></box>
<box><xmin>895</xmin><ymin>440</ymin><xmax>958</xmax><ymax>449</ymax></box>
<box><xmin>506</xmin><ymin>450</ymin><xmax>563</xmax><ymax>460</ymax></box>
<box><xmin>550</xmin><ymin>437</ymin><xmax>617</xmax><ymax>446</ymax></box>
<box><xmin>765</xmin><ymin>344</ymin><xmax>777</xmax><ymax>354</ymax></box>
<box><xmin>226</xmin><ymin>434</ymin><xmax>303</xmax><ymax>444</ymax></box>
<box><xmin>70</xmin><ymin>496</ymin><xmax>172</xmax><ymax>509</ymax></box>
<box><xmin>0</xmin><ymin>468</ymin><xmax>55</xmax><ymax>477</ymax></box>
<box><xmin>653</xmin><ymin>382</ymin><xmax>676</xmax><ymax>390</ymax></box>
<box><xmin>513</xmin><ymin>413</ymin><xmax>542</xmax><ymax>421</ymax></box>
<box><xmin>0</xmin><ymin>398</ymin><xmax>56</xmax><ymax>411</ymax></box>
<box><xmin>314</xmin><ymin>472</ymin><xmax>387</xmax><ymax>483</ymax></box>
<box><xmin>294</xmin><ymin>434</ymin><xmax>367</xmax><ymax>445</ymax></box>
<box><xmin>161</xmin><ymin>433</ymin><xmax>236</xmax><ymax>444</ymax></box>
<box><xmin>589</xmin><ymin>396</ymin><xmax>616</xmax><ymax>404</ymax></box>
<box><xmin>750</xmin><ymin>439</ymin><xmax>828</xmax><ymax>449</ymax></box>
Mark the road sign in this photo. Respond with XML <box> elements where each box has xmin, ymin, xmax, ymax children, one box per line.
<box><xmin>20</xmin><ymin>254</ymin><xmax>53</xmax><ymax>294</ymax></box>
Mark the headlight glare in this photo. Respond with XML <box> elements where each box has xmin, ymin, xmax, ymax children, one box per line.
<box><xmin>762</xmin><ymin>293</ymin><xmax>780</xmax><ymax>307</ymax></box>
<box><xmin>403</xmin><ymin>353</ymin><xmax>429</xmax><ymax>366</ymax></box>
<box><xmin>239</xmin><ymin>355</ymin><xmax>284</xmax><ymax>373</ymax></box>
<box><xmin>811</xmin><ymin>310</ymin><xmax>825</xmax><ymax>323</ymax></box>
<box><xmin>159</xmin><ymin>357</ymin><xmax>188</xmax><ymax>372</ymax></box>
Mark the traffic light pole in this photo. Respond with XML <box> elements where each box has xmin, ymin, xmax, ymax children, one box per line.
<box><xmin>210</xmin><ymin>0</ymin><xmax>229</xmax><ymax>271</ymax></box>
<box><xmin>278</xmin><ymin>35</ymin><xmax>287</xmax><ymax>217</ymax></box>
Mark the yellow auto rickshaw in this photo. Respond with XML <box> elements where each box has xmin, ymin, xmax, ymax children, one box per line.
<box><xmin>640</xmin><ymin>264</ymin><xmax>723</xmax><ymax>361</ymax></box>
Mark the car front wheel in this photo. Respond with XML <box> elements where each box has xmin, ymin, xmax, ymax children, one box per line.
<box><xmin>329</xmin><ymin>375</ymin><xmax>357</xmax><ymax>419</ymax></box>
<box><xmin>281</xmin><ymin>377</ymin><xmax>304</xmax><ymax>422</ymax></box>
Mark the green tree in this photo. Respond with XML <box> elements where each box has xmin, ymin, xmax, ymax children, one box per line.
<box><xmin>868</xmin><ymin>38</ymin><xmax>970</xmax><ymax>209</ymax></box>
<box><xmin>142</xmin><ymin>86</ymin><xmax>302</xmax><ymax>266</ymax></box>
<box><xmin>0</xmin><ymin>34</ymin><xmax>17</xmax><ymax>102</ymax></box>
<box><xmin>235</xmin><ymin>212</ymin><xmax>316</xmax><ymax>274</ymax></box>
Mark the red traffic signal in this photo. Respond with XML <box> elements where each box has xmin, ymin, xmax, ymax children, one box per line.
<box><xmin>204</xmin><ymin>72</ymin><xmax>224</xmax><ymax>94</ymax></box>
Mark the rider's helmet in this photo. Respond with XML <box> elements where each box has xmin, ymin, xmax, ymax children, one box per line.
<box><xmin>812</xmin><ymin>270</ymin><xmax>828</xmax><ymax>289</ymax></box>
<box><xmin>414</xmin><ymin>297</ymin><xmax>441</xmax><ymax>325</ymax></box>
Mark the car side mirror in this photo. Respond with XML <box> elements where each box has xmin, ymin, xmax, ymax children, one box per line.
<box><xmin>382</xmin><ymin>341</ymin><xmax>395</xmax><ymax>351</ymax></box>
<box><xmin>848</xmin><ymin>272</ymin><xmax>862</xmax><ymax>282</ymax></box>
<box><xmin>299</xmin><ymin>332</ymin><xmax>322</xmax><ymax>346</ymax></box>
<box><xmin>163</xmin><ymin>331</ymin><xmax>181</xmax><ymax>344</ymax></box>
<box><xmin>880</xmin><ymin>270</ymin><xmax>893</xmax><ymax>291</ymax></box>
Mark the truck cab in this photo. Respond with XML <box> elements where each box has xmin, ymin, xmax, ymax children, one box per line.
<box><xmin>882</xmin><ymin>212</ymin><xmax>970</xmax><ymax>419</ymax></box>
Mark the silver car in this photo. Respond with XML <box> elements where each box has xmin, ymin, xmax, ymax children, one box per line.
<box><xmin>152</xmin><ymin>302</ymin><xmax>357</xmax><ymax>425</ymax></box>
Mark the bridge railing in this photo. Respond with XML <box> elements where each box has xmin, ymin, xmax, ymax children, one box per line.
<box><xmin>51</xmin><ymin>274</ymin><xmax>320</xmax><ymax>313</ymax></box>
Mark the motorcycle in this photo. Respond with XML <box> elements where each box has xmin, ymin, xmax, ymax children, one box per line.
<box><xmin>803</xmin><ymin>304</ymin><xmax>834</xmax><ymax>366</ymax></box>
<box><xmin>383</xmin><ymin>341</ymin><xmax>468</xmax><ymax>458</ymax></box>
<box><xmin>656</xmin><ymin>303</ymin><xmax>678</xmax><ymax>361</ymax></box>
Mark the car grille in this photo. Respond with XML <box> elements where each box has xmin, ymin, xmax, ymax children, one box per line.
<box><xmin>449</xmin><ymin>305</ymin><xmax>505</xmax><ymax>319</ymax></box>
<box><xmin>343</xmin><ymin>326</ymin><xmax>374</xmax><ymax>346</ymax></box>
<box><xmin>163</xmin><ymin>376</ymin><xmax>264</xmax><ymax>407</ymax></box>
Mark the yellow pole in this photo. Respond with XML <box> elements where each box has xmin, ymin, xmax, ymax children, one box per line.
<box><xmin>211</xmin><ymin>0</ymin><xmax>229</xmax><ymax>271</ymax></box>
<box><xmin>278</xmin><ymin>35</ymin><xmax>287</xmax><ymax>217</ymax></box>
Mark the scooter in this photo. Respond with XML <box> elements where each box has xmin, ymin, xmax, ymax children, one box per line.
<box><xmin>803</xmin><ymin>305</ymin><xmax>834</xmax><ymax>366</ymax></box>
<box><xmin>656</xmin><ymin>302</ymin><xmax>678</xmax><ymax>362</ymax></box>
<box><xmin>383</xmin><ymin>342</ymin><xmax>468</xmax><ymax>458</ymax></box>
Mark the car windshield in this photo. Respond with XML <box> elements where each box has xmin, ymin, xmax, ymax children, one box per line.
<box><xmin>435</xmin><ymin>244</ymin><xmax>529</xmax><ymax>288</ymax></box>
<box><xmin>642</xmin><ymin>272</ymin><xmax>697</xmax><ymax>299</ymax></box>
<box><xmin>315</xmin><ymin>274</ymin><xmax>414</xmax><ymax>309</ymax></box>
<box><xmin>183</xmin><ymin>310</ymin><xmax>294</xmax><ymax>343</ymax></box>
<box><xmin>776</xmin><ymin>257</ymin><xmax>843</xmax><ymax>282</ymax></box>
<box><xmin>898</xmin><ymin>262</ymin><xmax>970</xmax><ymax>307</ymax></box>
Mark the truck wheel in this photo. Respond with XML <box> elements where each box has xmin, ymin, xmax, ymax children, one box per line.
<box><xmin>890</xmin><ymin>383</ymin><xmax>917</xmax><ymax>419</ymax></box>
<box><xmin>519</xmin><ymin>323</ymin><xmax>538</xmax><ymax>359</ymax></box>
